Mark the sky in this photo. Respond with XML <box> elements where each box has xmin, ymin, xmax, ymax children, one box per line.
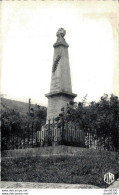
<box><xmin>1</xmin><ymin>1</ymin><xmax>118</xmax><ymax>106</ymax></box>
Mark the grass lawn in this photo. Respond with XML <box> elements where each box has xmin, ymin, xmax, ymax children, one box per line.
<box><xmin>1</xmin><ymin>147</ymin><xmax>119</xmax><ymax>188</ymax></box>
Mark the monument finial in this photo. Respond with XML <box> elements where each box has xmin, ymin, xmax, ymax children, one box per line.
<box><xmin>54</xmin><ymin>28</ymin><xmax>68</xmax><ymax>48</ymax></box>
<box><xmin>56</xmin><ymin>28</ymin><xmax>66</xmax><ymax>38</ymax></box>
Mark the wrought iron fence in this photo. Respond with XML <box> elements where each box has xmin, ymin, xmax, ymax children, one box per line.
<box><xmin>1</xmin><ymin>119</ymin><xmax>118</xmax><ymax>151</ymax></box>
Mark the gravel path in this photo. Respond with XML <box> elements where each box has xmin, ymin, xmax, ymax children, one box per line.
<box><xmin>1</xmin><ymin>181</ymin><xmax>100</xmax><ymax>189</ymax></box>
<box><xmin>1</xmin><ymin>180</ymin><xmax>119</xmax><ymax>189</ymax></box>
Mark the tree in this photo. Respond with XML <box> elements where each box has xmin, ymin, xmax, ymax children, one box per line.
<box><xmin>57</xmin><ymin>94</ymin><xmax>119</xmax><ymax>151</ymax></box>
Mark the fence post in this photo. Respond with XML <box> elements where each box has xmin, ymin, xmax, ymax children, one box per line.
<box><xmin>61</xmin><ymin>118</ymin><xmax>64</xmax><ymax>144</ymax></box>
<box><xmin>32</xmin><ymin>121</ymin><xmax>34</xmax><ymax>148</ymax></box>
<box><xmin>75</xmin><ymin>126</ymin><xmax>76</xmax><ymax>146</ymax></box>
<box><xmin>48</xmin><ymin>119</ymin><xmax>50</xmax><ymax>146</ymax></box>
<box><xmin>53</xmin><ymin>118</ymin><xmax>55</xmax><ymax>145</ymax></box>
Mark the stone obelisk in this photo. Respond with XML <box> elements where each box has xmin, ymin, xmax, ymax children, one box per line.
<box><xmin>45</xmin><ymin>28</ymin><xmax>77</xmax><ymax>120</ymax></box>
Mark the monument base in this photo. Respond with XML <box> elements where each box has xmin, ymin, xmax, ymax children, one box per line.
<box><xmin>45</xmin><ymin>91</ymin><xmax>77</xmax><ymax>120</ymax></box>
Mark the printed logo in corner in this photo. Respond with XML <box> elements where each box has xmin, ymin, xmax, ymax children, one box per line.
<box><xmin>104</xmin><ymin>172</ymin><xmax>115</xmax><ymax>185</ymax></box>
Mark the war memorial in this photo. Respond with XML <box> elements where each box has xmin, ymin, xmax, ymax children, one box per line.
<box><xmin>45</xmin><ymin>28</ymin><xmax>77</xmax><ymax>120</ymax></box>
<box><xmin>38</xmin><ymin>28</ymin><xmax>84</xmax><ymax>146</ymax></box>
